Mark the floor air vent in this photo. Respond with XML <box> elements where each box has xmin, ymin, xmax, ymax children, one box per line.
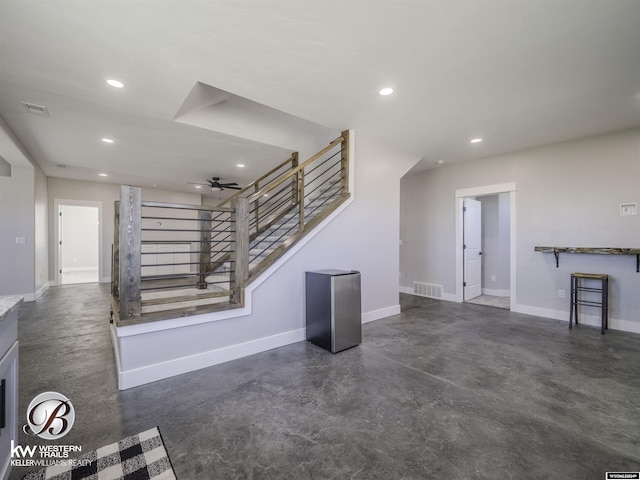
<box><xmin>413</xmin><ymin>282</ymin><xmax>442</xmax><ymax>299</ymax></box>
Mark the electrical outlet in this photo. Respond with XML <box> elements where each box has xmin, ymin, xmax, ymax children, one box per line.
<box><xmin>620</xmin><ymin>203</ymin><xmax>637</xmax><ymax>216</ymax></box>
<box><xmin>558</xmin><ymin>289</ymin><xmax>565</xmax><ymax>298</ymax></box>
<box><xmin>490</xmin><ymin>275</ymin><xmax>496</xmax><ymax>282</ymax></box>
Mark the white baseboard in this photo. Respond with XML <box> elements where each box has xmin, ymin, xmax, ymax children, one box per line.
<box><xmin>34</xmin><ymin>282</ymin><xmax>49</xmax><ymax>300</ymax></box>
<box><xmin>20</xmin><ymin>282</ymin><xmax>50</xmax><ymax>302</ymax></box>
<box><xmin>399</xmin><ymin>286</ymin><xmax>413</xmax><ymax>295</ymax></box>
<box><xmin>362</xmin><ymin>305</ymin><xmax>400</xmax><ymax>324</ymax></box>
<box><xmin>115</xmin><ymin>328</ymin><xmax>306</xmax><ymax>390</ymax></box>
<box><xmin>482</xmin><ymin>288</ymin><xmax>510</xmax><ymax>297</ymax></box>
<box><xmin>512</xmin><ymin>304</ymin><xmax>640</xmax><ymax>334</ymax></box>
<box><xmin>109</xmin><ymin>322</ymin><xmax>124</xmax><ymax>386</ymax></box>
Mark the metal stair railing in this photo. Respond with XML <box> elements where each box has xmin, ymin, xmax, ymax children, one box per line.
<box><xmin>112</xmin><ymin>131</ymin><xmax>350</xmax><ymax>325</ymax></box>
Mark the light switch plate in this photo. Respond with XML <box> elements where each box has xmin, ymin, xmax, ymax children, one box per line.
<box><xmin>620</xmin><ymin>203</ymin><xmax>638</xmax><ymax>216</ymax></box>
<box><xmin>15</xmin><ymin>237</ymin><xmax>25</xmax><ymax>244</ymax></box>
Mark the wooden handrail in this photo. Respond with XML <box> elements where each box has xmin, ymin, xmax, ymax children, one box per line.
<box><xmin>141</xmin><ymin>201</ymin><xmax>233</xmax><ymax>213</ymax></box>
<box><xmin>247</xmin><ymin>134</ymin><xmax>345</xmax><ymax>203</ymax></box>
<box><xmin>217</xmin><ymin>153</ymin><xmax>298</xmax><ymax>208</ymax></box>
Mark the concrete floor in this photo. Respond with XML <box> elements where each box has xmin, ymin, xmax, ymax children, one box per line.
<box><xmin>10</xmin><ymin>284</ymin><xmax>640</xmax><ymax>479</ymax></box>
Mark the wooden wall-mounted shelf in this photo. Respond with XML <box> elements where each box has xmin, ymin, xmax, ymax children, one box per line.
<box><xmin>534</xmin><ymin>247</ymin><xmax>640</xmax><ymax>272</ymax></box>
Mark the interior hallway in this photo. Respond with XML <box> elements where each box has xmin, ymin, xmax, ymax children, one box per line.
<box><xmin>11</xmin><ymin>285</ymin><xmax>640</xmax><ymax>479</ymax></box>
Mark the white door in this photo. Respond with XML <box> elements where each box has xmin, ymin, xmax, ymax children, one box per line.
<box><xmin>463</xmin><ymin>198</ymin><xmax>482</xmax><ymax>300</ymax></box>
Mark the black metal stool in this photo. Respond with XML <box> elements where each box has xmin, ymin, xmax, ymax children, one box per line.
<box><xmin>569</xmin><ymin>273</ymin><xmax>609</xmax><ymax>334</ymax></box>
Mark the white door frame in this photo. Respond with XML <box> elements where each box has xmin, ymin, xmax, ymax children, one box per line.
<box><xmin>455</xmin><ymin>183</ymin><xmax>516</xmax><ymax>309</ymax></box>
<box><xmin>53</xmin><ymin>199</ymin><xmax>104</xmax><ymax>286</ymax></box>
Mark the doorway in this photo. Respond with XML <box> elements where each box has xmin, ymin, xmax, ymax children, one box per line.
<box><xmin>55</xmin><ymin>200</ymin><xmax>103</xmax><ymax>285</ymax></box>
<box><xmin>455</xmin><ymin>183</ymin><xmax>516</xmax><ymax>310</ymax></box>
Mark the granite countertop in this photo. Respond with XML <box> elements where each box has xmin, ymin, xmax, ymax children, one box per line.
<box><xmin>0</xmin><ymin>296</ymin><xmax>23</xmax><ymax>320</ymax></box>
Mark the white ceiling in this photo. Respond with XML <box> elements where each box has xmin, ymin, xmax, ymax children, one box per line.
<box><xmin>1</xmin><ymin>1</ymin><xmax>639</xmax><ymax>193</ymax></box>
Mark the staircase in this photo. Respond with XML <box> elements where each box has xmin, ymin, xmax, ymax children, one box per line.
<box><xmin>249</xmin><ymin>178</ymin><xmax>343</xmax><ymax>269</ymax></box>
<box><xmin>111</xmin><ymin>131</ymin><xmax>350</xmax><ymax>325</ymax></box>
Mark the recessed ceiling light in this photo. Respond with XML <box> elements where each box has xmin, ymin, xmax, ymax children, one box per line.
<box><xmin>436</xmin><ymin>160</ymin><xmax>445</xmax><ymax>166</ymax></box>
<box><xmin>236</xmin><ymin>164</ymin><xmax>245</xmax><ymax>168</ymax></box>
<box><xmin>152</xmin><ymin>184</ymin><xmax>158</xmax><ymax>188</ymax></box>
<box><xmin>194</xmin><ymin>185</ymin><xmax>202</xmax><ymax>189</ymax></box>
<box><xmin>379</xmin><ymin>87</ymin><xmax>394</xmax><ymax>96</ymax></box>
<box><xmin>102</xmin><ymin>138</ymin><xmax>114</xmax><ymax>143</ymax></box>
<box><xmin>106</xmin><ymin>79</ymin><xmax>125</xmax><ymax>88</ymax></box>
<box><xmin>470</xmin><ymin>138</ymin><xmax>483</xmax><ymax>144</ymax></box>
<box><xmin>99</xmin><ymin>173</ymin><xmax>108</xmax><ymax>177</ymax></box>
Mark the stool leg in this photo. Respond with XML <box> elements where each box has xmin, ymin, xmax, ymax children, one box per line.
<box><xmin>574</xmin><ymin>276</ymin><xmax>579</xmax><ymax>325</ymax></box>
<box><xmin>601</xmin><ymin>277</ymin><xmax>608</xmax><ymax>334</ymax></box>
<box><xmin>569</xmin><ymin>275</ymin><xmax>574</xmax><ymax>329</ymax></box>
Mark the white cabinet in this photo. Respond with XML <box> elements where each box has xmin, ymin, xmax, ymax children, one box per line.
<box><xmin>141</xmin><ymin>243</ymin><xmax>191</xmax><ymax>276</ymax></box>
<box><xmin>0</xmin><ymin>297</ymin><xmax>20</xmax><ymax>480</ymax></box>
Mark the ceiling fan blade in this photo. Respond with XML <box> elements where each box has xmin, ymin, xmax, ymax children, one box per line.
<box><xmin>219</xmin><ymin>182</ymin><xmax>239</xmax><ymax>187</ymax></box>
<box><xmin>225</xmin><ymin>186</ymin><xmax>242</xmax><ymax>190</ymax></box>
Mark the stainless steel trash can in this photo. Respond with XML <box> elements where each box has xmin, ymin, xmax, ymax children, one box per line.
<box><xmin>305</xmin><ymin>270</ymin><xmax>361</xmax><ymax>353</ymax></box>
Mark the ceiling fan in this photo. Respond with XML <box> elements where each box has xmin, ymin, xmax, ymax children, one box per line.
<box><xmin>189</xmin><ymin>177</ymin><xmax>242</xmax><ymax>191</ymax></box>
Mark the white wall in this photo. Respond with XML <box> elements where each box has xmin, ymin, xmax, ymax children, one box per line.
<box><xmin>0</xmin><ymin>115</ymin><xmax>49</xmax><ymax>300</ymax></box>
<box><xmin>0</xmin><ymin>166</ymin><xmax>35</xmax><ymax>297</ymax></box>
<box><xmin>400</xmin><ymin>127</ymin><xmax>640</xmax><ymax>332</ymax></box>
<box><xmin>115</xmin><ymin>131</ymin><xmax>421</xmax><ymax>383</ymax></box>
<box><xmin>47</xmin><ymin>177</ymin><xmax>202</xmax><ymax>283</ymax></box>
<box><xmin>34</xmin><ymin>163</ymin><xmax>49</xmax><ymax>293</ymax></box>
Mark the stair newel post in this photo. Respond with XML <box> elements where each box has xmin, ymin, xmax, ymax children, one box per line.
<box><xmin>291</xmin><ymin>152</ymin><xmax>299</xmax><ymax>206</ymax></box>
<box><xmin>340</xmin><ymin>130</ymin><xmax>350</xmax><ymax>194</ymax></box>
<box><xmin>231</xmin><ymin>197</ymin><xmax>249</xmax><ymax>306</ymax></box>
<box><xmin>253</xmin><ymin>183</ymin><xmax>260</xmax><ymax>233</ymax></box>
<box><xmin>298</xmin><ymin>169</ymin><xmax>305</xmax><ymax>231</ymax></box>
<box><xmin>118</xmin><ymin>186</ymin><xmax>142</xmax><ymax>322</ymax></box>
<box><xmin>112</xmin><ymin>201</ymin><xmax>120</xmax><ymax>297</ymax></box>
<box><xmin>197</xmin><ymin>210</ymin><xmax>212</xmax><ymax>289</ymax></box>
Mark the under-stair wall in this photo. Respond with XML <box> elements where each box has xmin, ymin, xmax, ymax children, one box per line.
<box><xmin>111</xmin><ymin>131</ymin><xmax>421</xmax><ymax>389</ymax></box>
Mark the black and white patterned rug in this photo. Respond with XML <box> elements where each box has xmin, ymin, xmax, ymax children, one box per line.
<box><xmin>23</xmin><ymin>427</ymin><xmax>176</xmax><ymax>480</ymax></box>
